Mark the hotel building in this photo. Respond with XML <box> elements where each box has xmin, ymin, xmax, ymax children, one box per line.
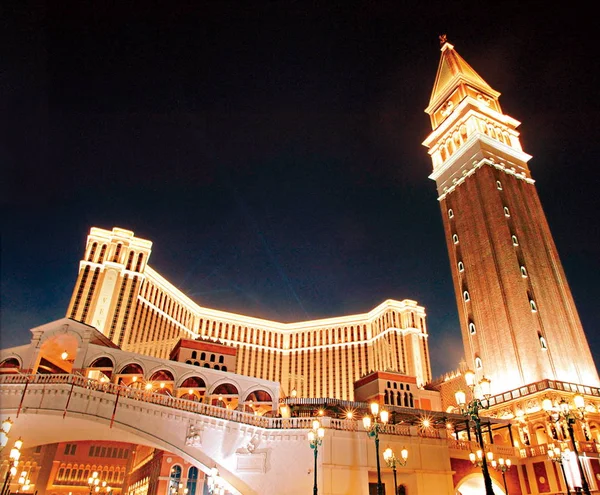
<box><xmin>66</xmin><ymin>227</ymin><xmax>432</xmax><ymax>400</ymax></box>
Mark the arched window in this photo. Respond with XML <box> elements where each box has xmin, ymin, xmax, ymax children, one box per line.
<box><xmin>98</xmin><ymin>244</ymin><xmax>107</xmax><ymax>263</ymax></box>
<box><xmin>187</xmin><ymin>467</ymin><xmax>199</xmax><ymax>495</ymax></box>
<box><xmin>448</xmin><ymin>209</ymin><xmax>454</xmax><ymax>219</ymax></box>
<box><xmin>504</xmin><ymin>207</ymin><xmax>510</xmax><ymax>217</ymax></box>
<box><xmin>539</xmin><ymin>334</ymin><xmax>548</xmax><ymax>350</ymax></box>
<box><xmin>126</xmin><ymin>251</ymin><xmax>134</xmax><ymax>270</ymax></box>
<box><xmin>222</xmin><ymin>366</ymin><xmax>227</xmax><ymax>372</ymax></box>
<box><xmin>512</xmin><ymin>235</ymin><xmax>519</xmax><ymax>246</ymax></box>
<box><xmin>135</xmin><ymin>253</ymin><xmax>144</xmax><ymax>272</ymax></box>
<box><xmin>210</xmin><ymin>354</ymin><xmax>216</xmax><ymax>363</ymax></box>
<box><xmin>88</xmin><ymin>242</ymin><xmax>98</xmax><ymax>262</ymax></box>
<box><xmin>530</xmin><ymin>299</ymin><xmax>538</xmax><ymax>312</ymax></box>
<box><xmin>384</xmin><ymin>390</ymin><xmax>389</xmax><ymax>404</ymax></box>
<box><xmin>214</xmin><ymin>365</ymin><xmax>220</xmax><ymax>370</ymax></box>
<box><xmin>475</xmin><ymin>357</ymin><xmax>483</xmax><ymax>369</ymax></box>
<box><xmin>203</xmin><ymin>363</ymin><xmax>210</xmax><ymax>368</ymax></box>
<box><xmin>463</xmin><ymin>291</ymin><xmax>470</xmax><ymax>302</ymax></box>
<box><xmin>169</xmin><ymin>465</ymin><xmax>182</xmax><ymax>494</ymax></box>
<box><xmin>113</xmin><ymin>243</ymin><xmax>122</xmax><ymax>262</ymax></box>
<box><xmin>469</xmin><ymin>322</ymin><xmax>476</xmax><ymax>335</ymax></box>
<box><xmin>191</xmin><ymin>351</ymin><xmax>197</xmax><ymax>359</ymax></box>
<box><xmin>453</xmin><ymin>234</ymin><xmax>459</xmax><ymax>244</ymax></box>
<box><xmin>409</xmin><ymin>393</ymin><xmax>414</xmax><ymax>408</ymax></box>
<box><xmin>497</xmin><ymin>180</ymin><xmax>503</xmax><ymax>190</ymax></box>
<box><xmin>218</xmin><ymin>356</ymin><xmax>224</xmax><ymax>364</ymax></box>
<box><xmin>200</xmin><ymin>352</ymin><xmax>206</xmax><ymax>360</ymax></box>
<box><xmin>521</xmin><ymin>266</ymin><xmax>528</xmax><ymax>278</ymax></box>
<box><xmin>458</xmin><ymin>261</ymin><xmax>464</xmax><ymax>272</ymax></box>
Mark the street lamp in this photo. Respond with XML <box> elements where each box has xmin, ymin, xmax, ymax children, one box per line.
<box><xmin>308</xmin><ymin>419</ymin><xmax>325</xmax><ymax>495</ymax></box>
<box><xmin>88</xmin><ymin>471</ymin><xmax>100</xmax><ymax>495</ymax></box>
<box><xmin>1</xmin><ymin>437</ymin><xmax>22</xmax><ymax>495</ymax></box>
<box><xmin>383</xmin><ymin>446</ymin><xmax>408</xmax><ymax>495</ymax></box>
<box><xmin>455</xmin><ymin>369</ymin><xmax>494</xmax><ymax>495</ymax></box>
<box><xmin>0</xmin><ymin>418</ymin><xmax>13</xmax><ymax>450</ymax></box>
<box><xmin>548</xmin><ymin>445</ymin><xmax>571</xmax><ymax>495</ymax></box>
<box><xmin>543</xmin><ymin>395</ymin><xmax>591</xmax><ymax>495</ymax></box>
<box><xmin>206</xmin><ymin>467</ymin><xmax>227</xmax><ymax>495</ymax></box>
<box><xmin>171</xmin><ymin>482</ymin><xmax>188</xmax><ymax>495</ymax></box>
<box><xmin>363</xmin><ymin>402</ymin><xmax>389</xmax><ymax>495</ymax></box>
<box><xmin>490</xmin><ymin>455</ymin><xmax>511</xmax><ymax>495</ymax></box>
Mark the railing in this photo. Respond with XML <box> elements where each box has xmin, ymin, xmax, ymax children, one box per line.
<box><xmin>486</xmin><ymin>379</ymin><xmax>600</xmax><ymax>408</ymax></box>
<box><xmin>0</xmin><ymin>374</ymin><xmax>441</xmax><ymax>439</ymax></box>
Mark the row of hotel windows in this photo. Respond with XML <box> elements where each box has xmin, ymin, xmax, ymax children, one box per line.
<box><xmin>55</xmin><ymin>465</ymin><xmax>126</xmax><ymax>484</ymax></box>
<box><xmin>185</xmin><ymin>360</ymin><xmax>228</xmax><ymax>372</ymax></box>
<box><xmin>190</xmin><ymin>351</ymin><xmax>224</xmax><ymax>363</ymax></box>
<box><xmin>384</xmin><ymin>390</ymin><xmax>414</xmax><ymax>407</ymax></box>
<box><xmin>63</xmin><ymin>443</ymin><xmax>130</xmax><ymax>459</ymax></box>
<box><xmin>139</xmin><ymin>275</ymin><xmax>423</xmax><ymax>347</ymax></box>
<box><xmin>86</xmin><ymin>242</ymin><xmax>145</xmax><ymax>272</ymax></box>
<box><xmin>134</xmin><ymin>275</ymin><xmax>425</xmax><ymax>353</ymax></box>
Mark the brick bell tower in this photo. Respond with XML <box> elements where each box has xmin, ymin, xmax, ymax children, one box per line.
<box><xmin>422</xmin><ymin>37</ymin><xmax>599</xmax><ymax>396</ymax></box>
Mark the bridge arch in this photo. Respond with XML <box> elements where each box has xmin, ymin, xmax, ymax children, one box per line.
<box><xmin>455</xmin><ymin>472</ymin><xmax>505</xmax><ymax>495</ymax></box>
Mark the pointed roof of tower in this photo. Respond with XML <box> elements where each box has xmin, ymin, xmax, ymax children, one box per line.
<box><xmin>427</xmin><ymin>35</ymin><xmax>500</xmax><ymax>111</ymax></box>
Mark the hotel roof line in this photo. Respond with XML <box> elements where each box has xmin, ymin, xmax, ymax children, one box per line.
<box><xmin>145</xmin><ymin>266</ymin><xmax>426</xmax><ymax>332</ymax></box>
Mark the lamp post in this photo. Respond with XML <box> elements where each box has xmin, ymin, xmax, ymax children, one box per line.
<box><xmin>363</xmin><ymin>402</ymin><xmax>389</xmax><ymax>495</ymax></box>
<box><xmin>1</xmin><ymin>437</ymin><xmax>22</xmax><ymax>495</ymax></box>
<box><xmin>548</xmin><ymin>445</ymin><xmax>571</xmax><ymax>495</ymax></box>
<box><xmin>308</xmin><ymin>419</ymin><xmax>325</xmax><ymax>495</ymax></box>
<box><xmin>543</xmin><ymin>395</ymin><xmax>591</xmax><ymax>495</ymax></box>
<box><xmin>455</xmin><ymin>369</ymin><xmax>494</xmax><ymax>495</ymax></box>
<box><xmin>383</xmin><ymin>446</ymin><xmax>408</xmax><ymax>495</ymax></box>
<box><xmin>206</xmin><ymin>467</ymin><xmax>227</xmax><ymax>495</ymax></box>
<box><xmin>171</xmin><ymin>482</ymin><xmax>188</xmax><ymax>495</ymax></box>
<box><xmin>88</xmin><ymin>471</ymin><xmax>99</xmax><ymax>495</ymax></box>
<box><xmin>490</xmin><ymin>455</ymin><xmax>511</xmax><ymax>495</ymax></box>
<box><xmin>0</xmin><ymin>418</ymin><xmax>13</xmax><ymax>450</ymax></box>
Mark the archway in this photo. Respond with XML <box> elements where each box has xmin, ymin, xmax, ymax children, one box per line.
<box><xmin>456</xmin><ymin>474</ymin><xmax>505</xmax><ymax>494</ymax></box>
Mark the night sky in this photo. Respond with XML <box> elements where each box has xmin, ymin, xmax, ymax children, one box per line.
<box><xmin>2</xmin><ymin>2</ymin><xmax>599</xmax><ymax>379</ymax></box>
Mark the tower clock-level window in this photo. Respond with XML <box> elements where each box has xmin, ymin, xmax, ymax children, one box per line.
<box><xmin>453</xmin><ymin>234</ymin><xmax>459</xmax><ymax>244</ymax></box>
<box><xmin>458</xmin><ymin>261</ymin><xmax>464</xmax><ymax>272</ymax></box>
<box><xmin>512</xmin><ymin>235</ymin><xmax>519</xmax><ymax>246</ymax></box>
<box><xmin>520</xmin><ymin>266</ymin><xmax>528</xmax><ymax>278</ymax></box>
<box><xmin>475</xmin><ymin>356</ymin><xmax>483</xmax><ymax>369</ymax></box>
<box><xmin>463</xmin><ymin>290</ymin><xmax>470</xmax><ymax>302</ymax></box>
<box><xmin>497</xmin><ymin>180</ymin><xmax>503</xmax><ymax>190</ymax></box>
<box><xmin>448</xmin><ymin>208</ymin><xmax>454</xmax><ymax>218</ymax></box>
<box><xmin>504</xmin><ymin>207</ymin><xmax>510</xmax><ymax>217</ymax></box>
<box><xmin>469</xmin><ymin>322</ymin><xmax>476</xmax><ymax>334</ymax></box>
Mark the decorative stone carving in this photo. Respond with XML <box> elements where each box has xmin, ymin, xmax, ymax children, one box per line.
<box><xmin>235</xmin><ymin>435</ymin><xmax>267</xmax><ymax>473</ymax></box>
<box><xmin>236</xmin><ymin>434</ymin><xmax>260</xmax><ymax>454</ymax></box>
<box><xmin>185</xmin><ymin>424</ymin><xmax>202</xmax><ymax>447</ymax></box>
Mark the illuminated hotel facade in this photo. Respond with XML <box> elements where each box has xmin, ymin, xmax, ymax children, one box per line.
<box><xmin>66</xmin><ymin>227</ymin><xmax>432</xmax><ymax>400</ymax></box>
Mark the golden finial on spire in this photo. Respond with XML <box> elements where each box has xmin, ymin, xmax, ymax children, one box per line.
<box><xmin>439</xmin><ymin>34</ymin><xmax>448</xmax><ymax>47</ymax></box>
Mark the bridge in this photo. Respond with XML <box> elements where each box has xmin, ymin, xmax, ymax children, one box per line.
<box><xmin>0</xmin><ymin>317</ymin><xmax>522</xmax><ymax>495</ymax></box>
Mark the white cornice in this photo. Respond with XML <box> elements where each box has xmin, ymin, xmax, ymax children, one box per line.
<box><xmin>436</xmin><ymin>158</ymin><xmax>536</xmax><ymax>202</ymax></box>
<box><xmin>428</xmin><ymin>132</ymin><xmax>532</xmax><ymax>182</ymax></box>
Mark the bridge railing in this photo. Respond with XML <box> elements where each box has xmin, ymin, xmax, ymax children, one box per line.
<box><xmin>0</xmin><ymin>373</ymin><xmax>440</xmax><ymax>439</ymax></box>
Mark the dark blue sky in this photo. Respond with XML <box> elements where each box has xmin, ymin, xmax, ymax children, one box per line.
<box><xmin>2</xmin><ymin>2</ymin><xmax>599</xmax><ymax>379</ymax></box>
